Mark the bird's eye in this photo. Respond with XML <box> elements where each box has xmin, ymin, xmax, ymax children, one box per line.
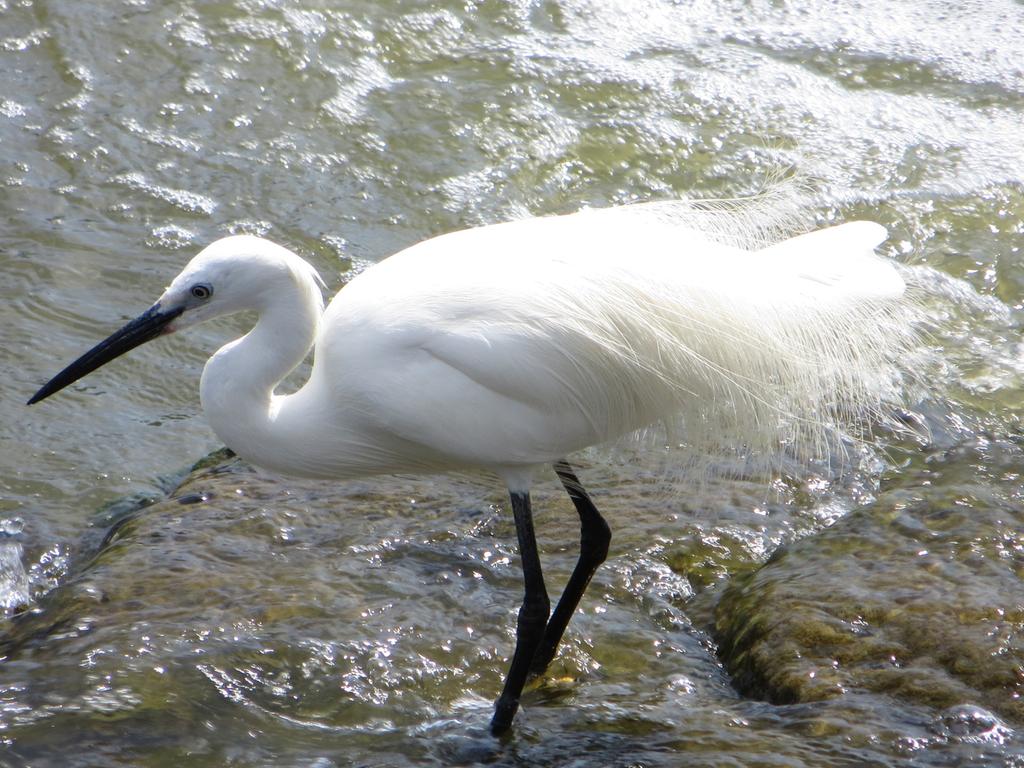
<box><xmin>190</xmin><ymin>284</ymin><xmax>213</xmax><ymax>300</ymax></box>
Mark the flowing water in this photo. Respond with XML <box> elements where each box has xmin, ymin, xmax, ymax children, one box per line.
<box><xmin>2</xmin><ymin>0</ymin><xmax>1024</xmax><ymax>765</ymax></box>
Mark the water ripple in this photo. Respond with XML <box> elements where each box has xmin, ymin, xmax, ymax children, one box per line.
<box><xmin>109</xmin><ymin>172</ymin><xmax>217</xmax><ymax>216</ymax></box>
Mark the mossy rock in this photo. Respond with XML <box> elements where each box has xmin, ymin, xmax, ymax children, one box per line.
<box><xmin>0</xmin><ymin>447</ymin><xmax>513</xmax><ymax>739</ymax></box>
<box><xmin>714</xmin><ymin>437</ymin><xmax>1024</xmax><ymax>722</ymax></box>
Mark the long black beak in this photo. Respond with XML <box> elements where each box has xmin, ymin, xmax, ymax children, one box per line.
<box><xmin>27</xmin><ymin>303</ymin><xmax>185</xmax><ymax>405</ymax></box>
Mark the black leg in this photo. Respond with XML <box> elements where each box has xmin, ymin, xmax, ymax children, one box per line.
<box><xmin>528</xmin><ymin>459</ymin><xmax>611</xmax><ymax>677</ymax></box>
<box><xmin>490</xmin><ymin>490</ymin><xmax>551</xmax><ymax>736</ymax></box>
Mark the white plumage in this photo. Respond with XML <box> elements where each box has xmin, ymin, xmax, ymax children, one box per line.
<box><xmin>186</xmin><ymin>203</ymin><xmax>912</xmax><ymax>488</ymax></box>
<box><xmin>29</xmin><ymin>197</ymin><xmax>918</xmax><ymax>733</ymax></box>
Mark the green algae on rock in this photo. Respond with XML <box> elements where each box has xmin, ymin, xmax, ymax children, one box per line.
<box><xmin>714</xmin><ymin>437</ymin><xmax>1024</xmax><ymax>723</ymax></box>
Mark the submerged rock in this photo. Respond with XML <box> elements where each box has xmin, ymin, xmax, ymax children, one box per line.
<box><xmin>0</xmin><ymin>447</ymin><xmax>527</xmax><ymax>751</ymax></box>
<box><xmin>714</xmin><ymin>437</ymin><xmax>1024</xmax><ymax>723</ymax></box>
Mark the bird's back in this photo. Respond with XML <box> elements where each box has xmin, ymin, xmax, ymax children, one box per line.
<box><xmin>302</xmin><ymin>203</ymin><xmax>915</xmax><ymax>479</ymax></box>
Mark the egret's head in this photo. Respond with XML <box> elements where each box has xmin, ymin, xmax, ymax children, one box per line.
<box><xmin>156</xmin><ymin>235</ymin><xmax>324</xmax><ymax>331</ymax></box>
<box><xmin>27</xmin><ymin>235</ymin><xmax>324</xmax><ymax>405</ymax></box>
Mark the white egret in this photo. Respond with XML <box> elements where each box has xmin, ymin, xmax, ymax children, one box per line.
<box><xmin>28</xmin><ymin>200</ymin><xmax>915</xmax><ymax>734</ymax></box>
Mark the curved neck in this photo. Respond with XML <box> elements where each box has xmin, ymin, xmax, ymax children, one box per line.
<box><xmin>199</xmin><ymin>280</ymin><xmax>320</xmax><ymax>464</ymax></box>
